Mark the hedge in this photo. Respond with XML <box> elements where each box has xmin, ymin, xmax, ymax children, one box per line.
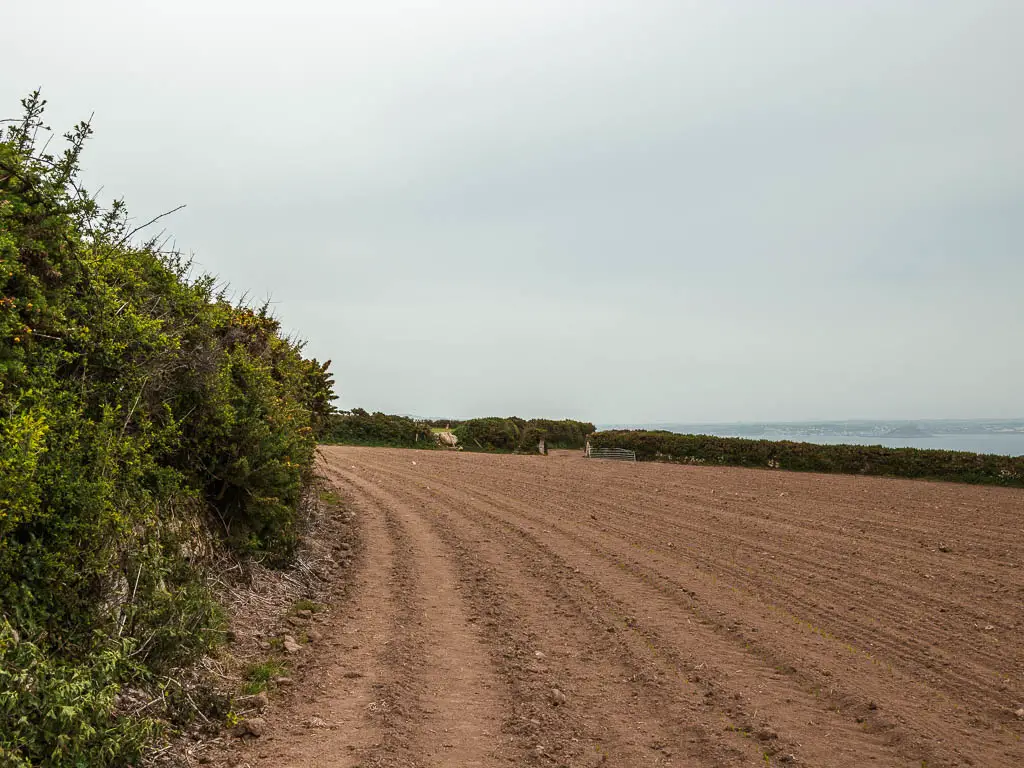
<box><xmin>0</xmin><ymin>93</ymin><xmax>335</xmax><ymax>764</ymax></box>
<box><xmin>454</xmin><ymin>417</ymin><xmax>595</xmax><ymax>453</ymax></box>
<box><xmin>322</xmin><ymin>409</ymin><xmax>434</xmax><ymax>448</ymax></box>
<box><xmin>589</xmin><ymin>430</ymin><xmax>1024</xmax><ymax>487</ymax></box>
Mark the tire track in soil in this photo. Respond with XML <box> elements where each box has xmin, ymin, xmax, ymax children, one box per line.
<box><xmin>237</xmin><ymin>459</ymin><xmax>511</xmax><ymax>768</ymax></box>
<box><xmin>355</xmin><ymin>458</ymin><xmax>919</xmax><ymax>768</ymax></box>
<box><xmin>232</xmin><ymin>464</ymin><xmax>394</xmax><ymax>768</ymax></box>
<box><xmin>329</xmin><ymin>468</ymin><xmax>513</xmax><ymax>767</ymax></box>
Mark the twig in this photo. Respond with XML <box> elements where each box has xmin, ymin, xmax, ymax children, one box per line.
<box><xmin>118</xmin><ymin>564</ymin><xmax>145</xmax><ymax>638</ymax></box>
<box><xmin>119</xmin><ymin>204</ymin><xmax>186</xmax><ymax>245</ymax></box>
<box><xmin>121</xmin><ymin>377</ymin><xmax>149</xmax><ymax>438</ymax></box>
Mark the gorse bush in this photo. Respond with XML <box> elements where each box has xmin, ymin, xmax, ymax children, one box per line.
<box><xmin>0</xmin><ymin>93</ymin><xmax>335</xmax><ymax>764</ymax></box>
<box><xmin>323</xmin><ymin>412</ymin><xmax>594</xmax><ymax>453</ymax></box>
<box><xmin>453</xmin><ymin>417</ymin><xmax>595</xmax><ymax>453</ymax></box>
<box><xmin>453</xmin><ymin>417</ymin><xmax>522</xmax><ymax>452</ymax></box>
<box><xmin>590</xmin><ymin>430</ymin><xmax>1024</xmax><ymax>487</ymax></box>
<box><xmin>526</xmin><ymin>418</ymin><xmax>596</xmax><ymax>450</ymax></box>
<box><xmin>322</xmin><ymin>408</ymin><xmax>435</xmax><ymax>447</ymax></box>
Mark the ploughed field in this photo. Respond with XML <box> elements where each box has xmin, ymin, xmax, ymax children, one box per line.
<box><xmin>251</xmin><ymin>446</ymin><xmax>1023</xmax><ymax>767</ymax></box>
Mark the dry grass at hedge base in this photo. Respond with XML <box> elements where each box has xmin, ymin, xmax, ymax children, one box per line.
<box><xmin>152</xmin><ymin>478</ymin><xmax>358</xmax><ymax>766</ymax></box>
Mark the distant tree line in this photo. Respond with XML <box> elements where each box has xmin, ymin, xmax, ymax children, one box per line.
<box><xmin>322</xmin><ymin>409</ymin><xmax>434</xmax><ymax>447</ymax></box>
<box><xmin>590</xmin><ymin>430</ymin><xmax>1024</xmax><ymax>487</ymax></box>
<box><xmin>452</xmin><ymin>417</ymin><xmax>595</xmax><ymax>453</ymax></box>
<box><xmin>323</xmin><ymin>412</ymin><xmax>595</xmax><ymax>453</ymax></box>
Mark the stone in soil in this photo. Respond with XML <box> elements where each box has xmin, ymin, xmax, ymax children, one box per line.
<box><xmin>236</xmin><ymin>717</ymin><xmax>266</xmax><ymax>737</ymax></box>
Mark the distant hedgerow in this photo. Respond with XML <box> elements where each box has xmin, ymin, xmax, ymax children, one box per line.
<box><xmin>453</xmin><ymin>417</ymin><xmax>595</xmax><ymax>453</ymax></box>
<box><xmin>322</xmin><ymin>412</ymin><xmax>594</xmax><ymax>453</ymax></box>
<box><xmin>590</xmin><ymin>430</ymin><xmax>1024</xmax><ymax>487</ymax></box>
<box><xmin>322</xmin><ymin>408</ymin><xmax>435</xmax><ymax>448</ymax></box>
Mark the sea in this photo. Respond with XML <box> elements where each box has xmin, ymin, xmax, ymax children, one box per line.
<box><xmin>598</xmin><ymin>420</ymin><xmax>1024</xmax><ymax>457</ymax></box>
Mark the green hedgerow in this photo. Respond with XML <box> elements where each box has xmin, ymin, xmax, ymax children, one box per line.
<box><xmin>0</xmin><ymin>92</ymin><xmax>336</xmax><ymax>762</ymax></box>
<box><xmin>590</xmin><ymin>430</ymin><xmax>1024</xmax><ymax>487</ymax></box>
<box><xmin>322</xmin><ymin>408</ymin><xmax>434</xmax><ymax>448</ymax></box>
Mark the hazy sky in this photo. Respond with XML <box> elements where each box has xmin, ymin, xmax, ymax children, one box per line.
<box><xmin>8</xmin><ymin>1</ymin><xmax>1022</xmax><ymax>422</ymax></box>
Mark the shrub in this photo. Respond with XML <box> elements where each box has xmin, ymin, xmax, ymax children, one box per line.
<box><xmin>527</xmin><ymin>419</ymin><xmax>595</xmax><ymax>450</ymax></box>
<box><xmin>323</xmin><ymin>411</ymin><xmax>594</xmax><ymax>454</ymax></box>
<box><xmin>453</xmin><ymin>417</ymin><xmax>595</xmax><ymax>453</ymax></box>
<box><xmin>453</xmin><ymin>417</ymin><xmax>522</xmax><ymax>452</ymax></box>
<box><xmin>0</xmin><ymin>93</ymin><xmax>335</xmax><ymax>762</ymax></box>
<box><xmin>0</xmin><ymin>619</ymin><xmax>159</xmax><ymax>768</ymax></box>
<box><xmin>322</xmin><ymin>408</ymin><xmax>434</xmax><ymax>447</ymax></box>
<box><xmin>589</xmin><ymin>430</ymin><xmax>1024</xmax><ymax>487</ymax></box>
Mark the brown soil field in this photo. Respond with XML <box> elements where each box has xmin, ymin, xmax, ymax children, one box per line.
<box><xmin>227</xmin><ymin>446</ymin><xmax>1023</xmax><ymax>767</ymax></box>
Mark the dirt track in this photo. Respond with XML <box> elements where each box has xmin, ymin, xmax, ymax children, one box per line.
<box><xmin>238</xmin><ymin>446</ymin><xmax>1024</xmax><ymax>767</ymax></box>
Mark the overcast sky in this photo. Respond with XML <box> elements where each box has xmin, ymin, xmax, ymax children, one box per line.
<box><xmin>7</xmin><ymin>1</ymin><xmax>1022</xmax><ymax>422</ymax></box>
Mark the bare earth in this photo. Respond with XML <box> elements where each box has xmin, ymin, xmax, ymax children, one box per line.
<box><xmin>231</xmin><ymin>446</ymin><xmax>1024</xmax><ymax>768</ymax></box>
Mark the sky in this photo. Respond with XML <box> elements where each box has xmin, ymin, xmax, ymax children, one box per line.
<box><xmin>7</xmin><ymin>1</ymin><xmax>1023</xmax><ymax>423</ymax></box>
